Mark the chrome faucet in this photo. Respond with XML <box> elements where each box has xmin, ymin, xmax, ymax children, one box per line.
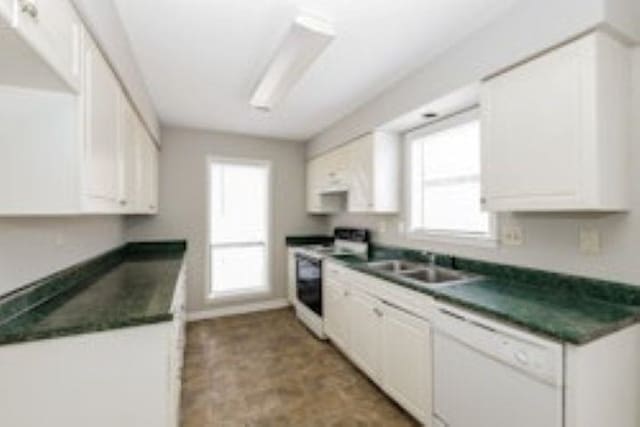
<box><xmin>422</xmin><ymin>251</ymin><xmax>437</xmax><ymax>266</ymax></box>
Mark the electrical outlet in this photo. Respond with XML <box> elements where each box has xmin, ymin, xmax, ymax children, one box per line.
<box><xmin>579</xmin><ymin>228</ymin><xmax>601</xmax><ymax>255</ymax></box>
<box><xmin>377</xmin><ymin>221</ymin><xmax>387</xmax><ymax>234</ymax></box>
<box><xmin>501</xmin><ymin>225</ymin><xmax>523</xmax><ymax>246</ymax></box>
<box><xmin>397</xmin><ymin>221</ymin><xmax>405</xmax><ymax>234</ymax></box>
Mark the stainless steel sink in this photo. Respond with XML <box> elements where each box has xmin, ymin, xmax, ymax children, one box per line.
<box><xmin>365</xmin><ymin>260</ymin><xmax>424</xmax><ymax>273</ymax></box>
<box><xmin>400</xmin><ymin>267</ymin><xmax>468</xmax><ymax>284</ymax></box>
<box><xmin>366</xmin><ymin>259</ymin><xmax>477</xmax><ymax>289</ymax></box>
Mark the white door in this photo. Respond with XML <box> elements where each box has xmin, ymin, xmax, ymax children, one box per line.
<box><xmin>84</xmin><ymin>39</ymin><xmax>119</xmax><ymax>203</ymax></box>
<box><xmin>381</xmin><ymin>302</ymin><xmax>432</xmax><ymax>425</ymax></box>
<box><xmin>324</xmin><ymin>278</ymin><xmax>350</xmax><ymax>351</ymax></box>
<box><xmin>348</xmin><ymin>288</ymin><xmax>381</xmax><ymax>381</ymax></box>
<box><xmin>117</xmin><ymin>94</ymin><xmax>137</xmax><ymax>211</ymax></box>
<box><xmin>481</xmin><ymin>38</ymin><xmax>584</xmax><ymax>204</ymax></box>
<box><xmin>15</xmin><ymin>0</ymin><xmax>81</xmax><ymax>89</ymax></box>
<box><xmin>348</xmin><ymin>134</ymin><xmax>374</xmax><ymax>211</ymax></box>
<box><xmin>134</xmin><ymin>128</ymin><xmax>158</xmax><ymax>213</ymax></box>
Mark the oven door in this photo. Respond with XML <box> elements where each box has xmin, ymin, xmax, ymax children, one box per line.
<box><xmin>296</xmin><ymin>254</ymin><xmax>322</xmax><ymax>316</ymax></box>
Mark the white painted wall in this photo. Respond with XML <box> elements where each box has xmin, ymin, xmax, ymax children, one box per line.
<box><xmin>0</xmin><ymin>217</ymin><xmax>125</xmax><ymax>295</ymax></box>
<box><xmin>312</xmin><ymin>0</ymin><xmax>640</xmax><ymax>286</ymax></box>
<box><xmin>71</xmin><ymin>0</ymin><xmax>160</xmax><ymax>140</ymax></box>
<box><xmin>125</xmin><ymin>127</ymin><xmax>327</xmax><ymax>313</ymax></box>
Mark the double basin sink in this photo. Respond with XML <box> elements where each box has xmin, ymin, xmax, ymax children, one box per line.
<box><xmin>364</xmin><ymin>259</ymin><xmax>477</xmax><ymax>289</ymax></box>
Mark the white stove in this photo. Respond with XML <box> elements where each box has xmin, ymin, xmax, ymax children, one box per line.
<box><xmin>293</xmin><ymin>228</ymin><xmax>369</xmax><ymax>338</ymax></box>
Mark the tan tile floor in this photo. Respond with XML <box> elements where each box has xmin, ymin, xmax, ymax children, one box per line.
<box><xmin>181</xmin><ymin>307</ymin><xmax>421</xmax><ymax>427</ymax></box>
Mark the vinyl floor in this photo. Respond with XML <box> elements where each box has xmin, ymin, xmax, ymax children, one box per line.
<box><xmin>181</xmin><ymin>307</ymin><xmax>420</xmax><ymax>427</ymax></box>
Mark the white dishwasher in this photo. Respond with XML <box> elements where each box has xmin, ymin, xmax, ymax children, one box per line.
<box><xmin>432</xmin><ymin>303</ymin><xmax>564</xmax><ymax>427</ymax></box>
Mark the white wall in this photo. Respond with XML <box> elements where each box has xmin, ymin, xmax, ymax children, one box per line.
<box><xmin>313</xmin><ymin>0</ymin><xmax>640</xmax><ymax>286</ymax></box>
<box><xmin>0</xmin><ymin>217</ymin><xmax>125</xmax><ymax>296</ymax></box>
<box><xmin>71</xmin><ymin>0</ymin><xmax>160</xmax><ymax>140</ymax></box>
<box><xmin>126</xmin><ymin>128</ymin><xmax>327</xmax><ymax>313</ymax></box>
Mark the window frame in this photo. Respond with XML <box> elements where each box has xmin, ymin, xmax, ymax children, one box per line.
<box><xmin>403</xmin><ymin>109</ymin><xmax>497</xmax><ymax>247</ymax></box>
<box><xmin>205</xmin><ymin>156</ymin><xmax>273</xmax><ymax>301</ymax></box>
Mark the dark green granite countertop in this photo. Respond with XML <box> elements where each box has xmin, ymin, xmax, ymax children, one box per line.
<box><xmin>0</xmin><ymin>241</ymin><xmax>186</xmax><ymax>346</ymax></box>
<box><xmin>330</xmin><ymin>249</ymin><xmax>640</xmax><ymax>345</ymax></box>
<box><xmin>285</xmin><ymin>235</ymin><xmax>334</xmax><ymax>247</ymax></box>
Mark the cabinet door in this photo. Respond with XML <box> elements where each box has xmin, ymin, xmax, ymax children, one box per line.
<box><xmin>16</xmin><ymin>0</ymin><xmax>81</xmax><ymax>90</ymax></box>
<box><xmin>84</xmin><ymin>39</ymin><xmax>120</xmax><ymax>204</ymax></box>
<box><xmin>117</xmin><ymin>94</ymin><xmax>138</xmax><ymax>211</ymax></box>
<box><xmin>348</xmin><ymin>134</ymin><xmax>374</xmax><ymax>212</ymax></box>
<box><xmin>381</xmin><ymin>303</ymin><xmax>432</xmax><ymax>424</ymax></box>
<box><xmin>481</xmin><ymin>38</ymin><xmax>585</xmax><ymax>207</ymax></box>
<box><xmin>135</xmin><ymin>128</ymin><xmax>159</xmax><ymax>213</ymax></box>
<box><xmin>348</xmin><ymin>288</ymin><xmax>381</xmax><ymax>381</ymax></box>
<box><xmin>324</xmin><ymin>278</ymin><xmax>350</xmax><ymax>351</ymax></box>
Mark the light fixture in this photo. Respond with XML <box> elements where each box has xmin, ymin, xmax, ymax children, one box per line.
<box><xmin>250</xmin><ymin>13</ymin><xmax>335</xmax><ymax>112</ymax></box>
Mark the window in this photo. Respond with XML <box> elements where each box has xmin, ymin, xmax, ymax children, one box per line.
<box><xmin>406</xmin><ymin>111</ymin><xmax>494</xmax><ymax>244</ymax></box>
<box><xmin>208</xmin><ymin>159</ymin><xmax>270</xmax><ymax>298</ymax></box>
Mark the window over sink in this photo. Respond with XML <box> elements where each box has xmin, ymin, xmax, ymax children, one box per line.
<box><xmin>405</xmin><ymin>109</ymin><xmax>496</xmax><ymax>246</ymax></box>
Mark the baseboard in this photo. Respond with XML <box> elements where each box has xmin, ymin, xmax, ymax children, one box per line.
<box><xmin>187</xmin><ymin>298</ymin><xmax>291</xmax><ymax>322</ymax></box>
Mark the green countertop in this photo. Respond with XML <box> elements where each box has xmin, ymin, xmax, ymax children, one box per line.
<box><xmin>330</xmin><ymin>250</ymin><xmax>640</xmax><ymax>345</ymax></box>
<box><xmin>0</xmin><ymin>242</ymin><xmax>186</xmax><ymax>346</ymax></box>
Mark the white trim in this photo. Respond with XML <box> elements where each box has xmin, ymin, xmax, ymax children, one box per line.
<box><xmin>403</xmin><ymin>108</ymin><xmax>498</xmax><ymax>248</ymax></box>
<box><xmin>187</xmin><ymin>298</ymin><xmax>290</xmax><ymax>322</ymax></box>
<box><xmin>204</xmin><ymin>156</ymin><xmax>273</xmax><ymax>303</ymax></box>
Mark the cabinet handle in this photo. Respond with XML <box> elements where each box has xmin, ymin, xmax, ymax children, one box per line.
<box><xmin>19</xmin><ymin>0</ymin><xmax>38</xmax><ymax>19</ymax></box>
<box><xmin>480</xmin><ymin>197</ymin><xmax>487</xmax><ymax>205</ymax></box>
<box><xmin>373</xmin><ymin>307</ymin><xmax>383</xmax><ymax>317</ymax></box>
<box><xmin>343</xmin><ymin>290</ymin><xmax>350</xmax><ymax>297</ymax></box>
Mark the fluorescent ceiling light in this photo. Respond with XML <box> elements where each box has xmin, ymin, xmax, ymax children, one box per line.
<box><xmin>250</xmin><ymin>14</ymin><xmax>335</xmax><ymax>112</ymax></box>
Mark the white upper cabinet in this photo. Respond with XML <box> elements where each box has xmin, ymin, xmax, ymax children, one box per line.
<box><xmin>347</xmin><ymin>132</ymin><xmax>399</xmax><ymax>213</ymax></box>
<box><xmin>0</xmin><ymin>17</ymin><xmax>159</xmax><ymax>215</ymax></box>
<box><xmin>481</xmin><ymin>31</ymin><xmax>631</xmax><ymax>212</ymax></box>
<box><xmin>0</xmin><ymin>0</ymin><xmax>81</xmax><ymax>92</ymax></box>
<box><xmin>306</xmin><ymin>131</ymin><xmax>399</xmax><ymax>214</ymax></box>
<box><xmin>117</xmin><ymin>92</ymin><xmax>138</xmax><ymax>211</ymax></box>
<box><xmin>83</xmin><ymin>36</ymin><xmax>120</xmax><ymax>209</ymax></box>
<box><xmin>136</xmin><ymin>127</ymin><xmax>159</xmax><ymax>214</ymax></box>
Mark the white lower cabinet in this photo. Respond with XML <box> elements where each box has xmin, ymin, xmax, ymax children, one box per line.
<box><xmin>323</xmin><ymin>261</ymin><xmax>433</xmax><ymax>425</ymax></box>
<box><xmin>348</xmin><ymin>287</ymin><xmax>382</xmax><ymax>381</ymax></box>
<box><xmin>0</xmin><ymin>264</ymin><xmax>186</xmax><ymax>427</ymax></box>
<box><xmin>323</xmin><ymin>275</ymin><xmax>351</xmax><ymax>351</ymax></box>
<box><xmin>380</xmin><ymin>301</ymin><xmax>432</xmax><ymax>423</ymax></box>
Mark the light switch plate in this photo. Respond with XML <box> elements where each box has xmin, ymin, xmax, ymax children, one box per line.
<box><xmin>579</xmin><ymin>228</ymin><xmax>601</xmax><ymax>255</ymax></box>
<box><xmin>501</xmin><ymin>225</ymin><xmax>524</xmax><ymax>246</ymax></box>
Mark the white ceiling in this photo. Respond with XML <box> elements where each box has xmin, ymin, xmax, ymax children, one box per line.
<box><xmin>114</xmin><ymin>0</ymin><xmax>517</xmax><ymax>141</ymax></box>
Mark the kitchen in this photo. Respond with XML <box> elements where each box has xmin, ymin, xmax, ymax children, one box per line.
<box><xmin>0</xmin><ymin>0</ymin><xmax>639</xmax><ymax>426</ymax></box>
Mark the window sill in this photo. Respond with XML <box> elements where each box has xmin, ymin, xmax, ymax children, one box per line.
<box><xmin>207</xmin><ymin>287</ymin><xmax>270</xmax><ymax>302</ymax></box>
<box><xmin>406</xmin><ymin>229</ymin><xmax>498</xmax><ymax>248</ymax></box>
